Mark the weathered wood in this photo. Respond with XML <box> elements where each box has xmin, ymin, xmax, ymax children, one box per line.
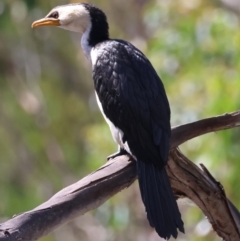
<box><xmin>171</xmin><ymin>111</ymin><xmax>240</xmax><ymax>148</ymax></box>
<box><xmin>0</xmin><ymin>110</ymin><xmax>240</xmax><ymax>241</ymax></box>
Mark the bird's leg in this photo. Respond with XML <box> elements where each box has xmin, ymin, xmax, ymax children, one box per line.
<box><xmin>107</xmin><ymin>147</ymin><xmax>128</xmax><ymax>161</ymax></box>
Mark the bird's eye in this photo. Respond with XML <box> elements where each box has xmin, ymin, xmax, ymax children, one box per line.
<box><xmin>49</xmin><ymin>11</ymin><xmax>59</xmax><ymax>19</ymax></box>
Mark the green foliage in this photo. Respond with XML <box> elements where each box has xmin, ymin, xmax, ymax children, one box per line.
<box><xmin>0</xmin><ymin>0</ymin><xmax>239</xmax><ymax>240</ymax></box>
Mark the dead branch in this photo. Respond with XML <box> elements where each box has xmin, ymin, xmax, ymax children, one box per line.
<box><xmin>0</xmin><ymin>110</ymin><xmax>240</xmax><ymax>241</ymax></box>
<box><xmin>167</xmin><ymin>149</ymin><xmax>240</xmax><ymax>241</ymax></box>
<box><xmin>171</xmin><ymin>111</ymin><xmax>240</xmax><ymax>148</ymax></box>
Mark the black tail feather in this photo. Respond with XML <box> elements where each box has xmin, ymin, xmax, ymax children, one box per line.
<box><xmin>137</xmin><ymin>160</ymin><xmax>184</xmax><ymax>239</ymax></box>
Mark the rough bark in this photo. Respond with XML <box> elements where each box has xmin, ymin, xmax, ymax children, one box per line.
<box><xmin>0</xmin><ymin>111</ymin><xmax>240</xmax><ymax>241</ymax></box>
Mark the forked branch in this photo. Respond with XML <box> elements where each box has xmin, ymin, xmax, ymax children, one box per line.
<box><xmin>0</xmin><ymin>111</ymin><xmax>240</xmax><ymax>241</ymax></box>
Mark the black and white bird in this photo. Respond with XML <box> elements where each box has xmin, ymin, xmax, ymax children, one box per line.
<box><xmin>32</xmin><ymin>3</ymin><xmax>184</xmax><ymax>239</ymax></box>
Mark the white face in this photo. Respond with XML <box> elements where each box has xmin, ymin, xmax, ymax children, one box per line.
<box><xmin>48</xmin><ymin>4</ymin><xmax>91</xmax><ymax>33</ymax></box>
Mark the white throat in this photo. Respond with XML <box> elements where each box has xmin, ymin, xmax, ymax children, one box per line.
<box><xmin>81</xmin><ymin>25</ymin><xmax>92</xmax><ymax>61</ymax></box>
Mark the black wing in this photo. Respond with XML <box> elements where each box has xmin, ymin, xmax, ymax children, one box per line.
<box><xmin>93</xmin><ymin>40</ymin><xmax>171</xmax><ymax>168</ymax></box>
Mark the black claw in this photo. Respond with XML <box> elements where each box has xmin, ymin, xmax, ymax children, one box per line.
<box><xmin>107</xmin><ymin>148</ymin><xmax>128</xmax><ymax>161</ymax></box>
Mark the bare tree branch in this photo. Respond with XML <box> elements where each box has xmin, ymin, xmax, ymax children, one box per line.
<box><xmin>171</xmin><ymin>111</ymin><xmax>240</xmax><ymax>148</ymax></box>
<box><xmin>0</xmin><ymin>155</ymin><xmax>136</xmax><ymax>241</ymax></box>
<box><xmin>0</xmin><ymin>110</ymin><xmax>240</xmax><ymax>241</ymax></box>
<box><xmin>167</xmin><ymin>149</ymin><xmax>240</xmax><ymax>241</ymax></box>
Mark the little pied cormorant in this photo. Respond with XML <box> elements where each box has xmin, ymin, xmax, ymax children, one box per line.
<box><xmin>32</xmin><ymin>3</ymin><xmax>184</xmax><ymax>239</ymax></box>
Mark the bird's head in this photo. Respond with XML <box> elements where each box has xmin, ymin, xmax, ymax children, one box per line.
<box><xmin>32</xmin><ymin>3</ymin><xmax>109</xmax><ymax>37</ymax></box>
<box><xmin>32</xmin><ymin>3</ymin><xmax>91</xmax><ymax>33</ymax></box>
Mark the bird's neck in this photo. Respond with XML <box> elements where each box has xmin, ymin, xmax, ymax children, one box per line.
<box><xmin>81</xmin><ymin>23</ymin><xmax>109</xmax><ymax>62</ymax></box>
<box><xmin>81</xmin><ymin>26</ymin><xmax>93</xmax><ymax>61</ymax></box>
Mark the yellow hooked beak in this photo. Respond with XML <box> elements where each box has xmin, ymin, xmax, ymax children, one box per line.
<box><xmin>31</xmin><ymin>18</ymin><xmax>60</xmax><ymax>28</ymax></box>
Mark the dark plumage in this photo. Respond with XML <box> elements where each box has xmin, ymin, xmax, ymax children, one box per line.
<box><xmin>93</xmin><ymin>39</ymin><xmax>184</xmax><ymax>239</ymax></box>
<box><xmin>82</xmin><ymin>3</ymin><xmax>109</xmax><ymax>46</ymax></box>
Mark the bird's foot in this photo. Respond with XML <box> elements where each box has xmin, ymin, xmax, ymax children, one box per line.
<box><xmin>107</xmin><ymin>148</ymin><xmax>128</xmax><ymax>161</ymax></box>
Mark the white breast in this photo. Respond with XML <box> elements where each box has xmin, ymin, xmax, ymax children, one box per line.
<box><xmin>90</xmin><ymin>47</ymin><xmax>99</xmax><ymax>66</ymax></box>
<box><xmin>82</xmin><ymin>37</ymin><xmax>134</xmax><ymax>158</ymax></box>
<box><xmin>95</xmin><ymin>92</ymin><xmax>123</xmax><ymax>145</ymax></box>
<box><xmin>95</xmin><ymin>92</ymin><xmax>133</xmax><ymax>157</ymax></box>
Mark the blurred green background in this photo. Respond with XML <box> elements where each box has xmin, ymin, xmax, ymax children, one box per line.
<box><xmin>0</xmin><ymin>0</ymin><xmax>240</xmax><ymax>240</ymax></box>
